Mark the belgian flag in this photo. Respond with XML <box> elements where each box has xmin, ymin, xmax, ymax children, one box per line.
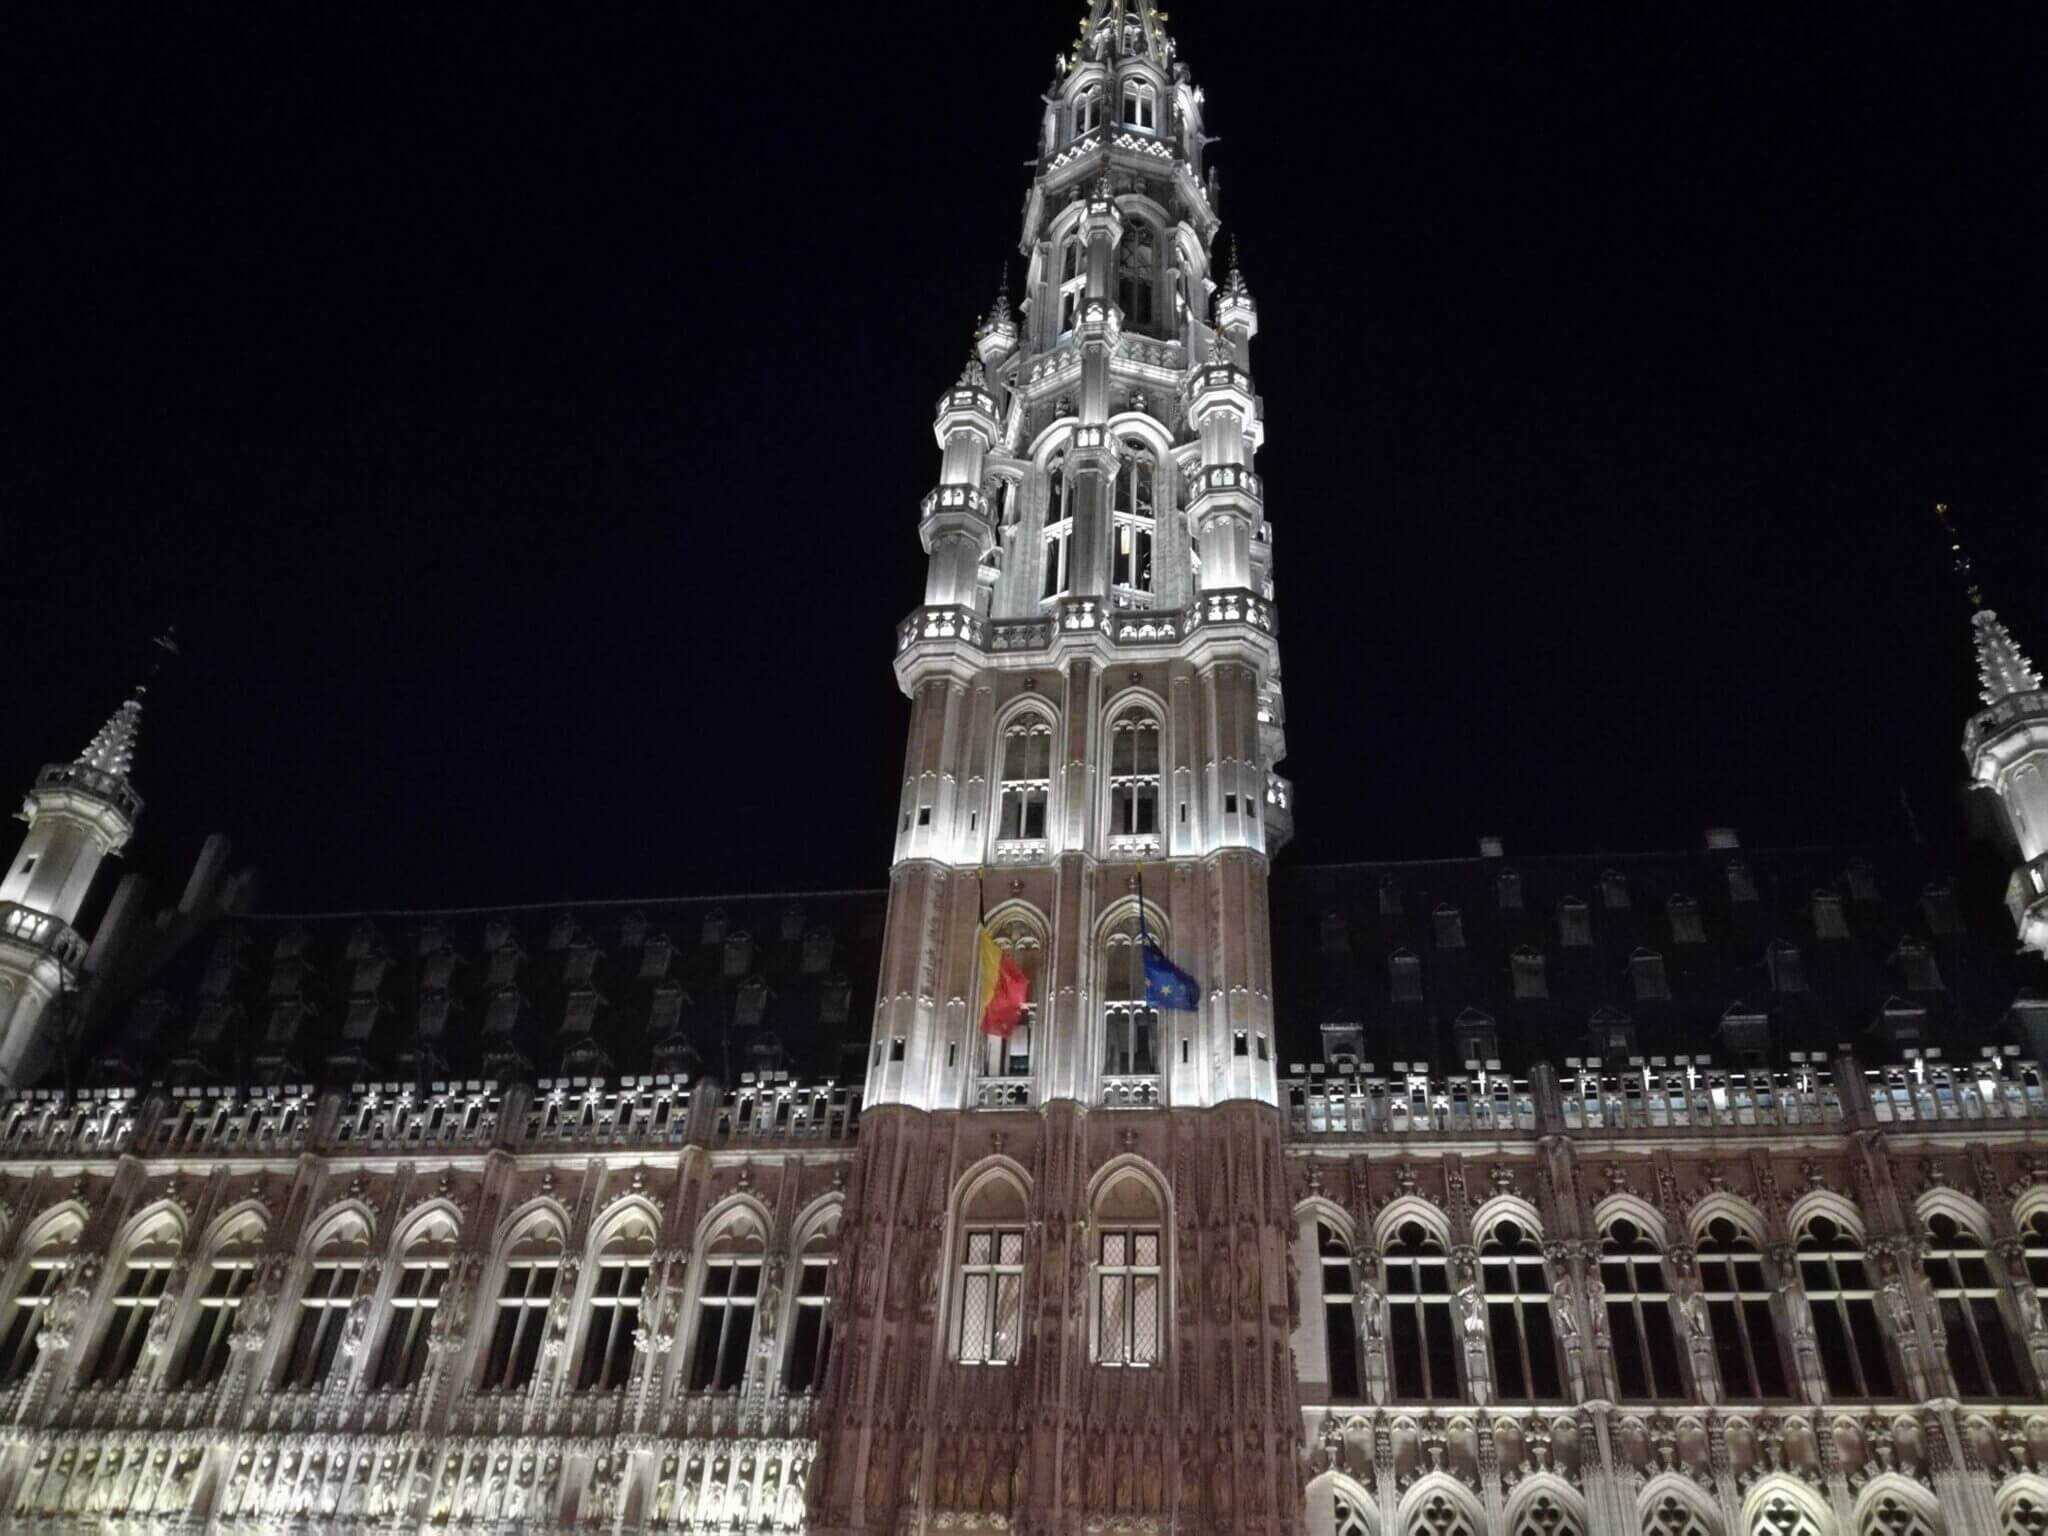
<box><xmin>975</xmin><ymin>871</ymin><xmax>1030</xmax><ymax>1038</ymax></box>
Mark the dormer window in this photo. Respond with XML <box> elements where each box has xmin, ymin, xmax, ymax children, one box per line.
<box><xmin>1121</xmin><ymin>78</ymin><xmax>1157</xmax><ymax>131</ymax></box>
<box><xmin>1558</xmin><ymin>898</ymin><xmax>1591</xmax><ymax>948</ymax></box>
<box><xmin>1510</xmin><ymin>947</ymin><xmax>1547</xmax><ymax>1000</ymax></box>
<box><xmin>1378</xmin><ymin>876</ymin><xmax>1403</xmax><ymax>916</ymax></box>
<box><xmin>1667</xmin><ymin>896</ymin><xmax>1706</xmax><ymax>945</ymax></box>
<box><xmin>1433</xmin><ymin>905</ymin><xmax>1465</xmax><ymax>949</ymax></box>
<box><xmin>1497</xmin><ymin>870</ymin><xmax>1523</xmax><ymax>909</ymax></box>
<box><xmin>1896</xmin><ymin>940</ymin><xmax>1943</xmax><ymax>993</ymax></box>
<box><xmin>1389</xmin><ymin>949</ymin><xmax>1423</xmax><ymax>1003</ymax></box>
<box><xmin>1920</xmin><ymin>883</ymin><xmax>1964</xmax><ymax>935</ymax></box>
<box><xmin>1812</xmin><ymin>892</ymin><xmax>1849</xmax><ymax>940</ymax></box>
<box><xmin>1845</xmin><ymin>860</ymin><xmax>1880</xmax><ymax>903</ymax></box>
<box><xmin>1629</xmin><ymin>949</ymin><xmax>1670</xmax><ymax>1002</ymax></box>
<box><xmin>1599</xmin><ymin>870</ymin><xmax>1630</xmax><ymax>910</ymax></box>
<box><xmin>1726</xmin><ymin>861</ymin><xmax>1759</xmax><ymax>903</ymax></box>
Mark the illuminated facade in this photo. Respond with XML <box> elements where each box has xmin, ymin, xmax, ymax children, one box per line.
<box><xmin>3</xmin><ymin>3</ymin><xmax>2048</xmax><ymax>1534</ymax></box>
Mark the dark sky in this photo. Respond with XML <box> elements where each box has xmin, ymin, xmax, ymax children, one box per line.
<box><xmin>7</xmin><ymin>7</ymin><xmax>2045</xmax><ymax>915</ymax></box>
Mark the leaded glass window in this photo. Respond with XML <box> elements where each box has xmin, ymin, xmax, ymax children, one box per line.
<box><xmin>957</xmin><ymin>1227</ymin><xmax>1025</xmax><ymax>1365</ymax></box>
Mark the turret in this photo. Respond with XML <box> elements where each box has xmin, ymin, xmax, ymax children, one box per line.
<box><xmin>1941</xmin><ymin>504</ymin><xmax>2048</xmax><ymax>956</ymax></box>
<box><xmin>0</xmin><ymin>687</ymin><xmax>147</xmax><ymax>1086</ymax></box>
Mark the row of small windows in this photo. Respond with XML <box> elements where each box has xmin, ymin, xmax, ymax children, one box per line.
<box><xmin>1351</xmin><ymin>872</ymin><xmax>1957</xmax><ymax>929</ymax></box>
<box><xmin>1312</xmin><ymin>1207</ymin><xmax>2047</xmax><ymax>1407</ymax></box>
<box><xmin>1364</xmin><ymin>941</ymin><xmax>1941</xmax><ymax>1003</ymax></box>
<box><xmin>0</xmin><ymin>1207</ymin><xmax>838</xmax><ymax>1402</ymax></box>
<box><xmin>1067</xmin><ymin>78</ymin><xmax>1159</xmax><ymax>139</ymax></box>
<box><xmin>993</xmin><ymin>706</ymin><xmax>1174</xmax><ymax>849</ymax></box>
<box><xmin>1040</xmin><ymin>442</ymin><xmax>1166</xmax><ymax>601</ymax></box>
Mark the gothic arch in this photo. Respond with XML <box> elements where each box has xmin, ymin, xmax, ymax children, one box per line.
<box><xmin>1595</xmin><ymin>1193</ymin><xmax>1671</xmax><ymax>1249</ymax></box>
<box><xmin>1639</xmin><ymin>1474</ymin><xmax>1724</xmax><ymax>1536</ymax></box>
<box><xmin>1297</xmin><ymin>1196</ymin><xmax>1357</xmax><ymax>1248</ymax></box>
<box><xmin>1026</xmin><ymin>418</ymin><xmax>1081</xmax><ymax>470</ymax></box>
<box><xmin>1305</xmin><ymin>1471</ymin><xmax>1379</xmax><ymax>1536</ymax></box>
<box><xmin>301</xmin><ymin>1200</ymin><xmax>375</xmax><ymax>1255</ymax></box>
<box><xmin>1851</xmin><ymin>1475</ymin><xmax>1944</xmax><ymax>1536</ymax></box>
<box><xmin>1090</xmin><ymin>892</ymin><xmax>1172</xmax><ymax>949</ymax></box>
<box><xmin>1085</xmin><ymin>1153</ymin><xmax>1171</xmax><ymax>1217</ymax></box>
<box><xmin>692</xmin><ymin>1195</ymin><xmax>774</xmax><ymax>1255</ymax></box>
<box><xmin>1996</xmin><ymin>1475</ymin><xmax>2048</xmax><ymax>1536</ymax></box>
<box><xmin>982</xmin><ymin>899</ymin><xmax>1050</xmax><ymax>946</ymax></box>
<box><xmin>1783</xmin><ymin>1191</ymin><xmax>1866</xmax><ymax>1243</ymax></box>
<box><xmin>2011</xmin><ymin>1184</ymin><xmax>2048</xmax><ymax>1231</ymax></box>
<box><xmin>1689</xmin><ymin>1194</ymin><xmax>1772</xmax><ymax>1247</ymax></box>
<box><xmin>1104</xmin><ymin>410</ymin><xmax>1176</xmax><ymax>465</ymax></box>
<box><xmin>789</xmin><ymin>1193</ymin><xmax>845</xmax><ymax>1252</ymax></box>
<box><xmin>491</xmin><ymin>1195</ymin><xmax>572</xmax><ymax>1255</ymax></box>
<box><xmin>1472</xmin><ymin>1194</ymin><xmax>1546</xmax><ymax>1243</ymax></box>
<box><xmin>1742</xmin><ymin>1475</ymin><xmax>1836</xmax><ymax>1536</ymax></box>
<box><xmin>991</xmin><ymin>692</ymin><xmax>1060</xmax><ymax>740</ymax></box>
<box><xmin>1373</xmin><ymin>1196</ymin><xmax>1452</xmax><ymax>1253</ymax></box>
<box><xmin>14</xmin><ymin>1202</ymin><xmax>87</xmax><ymax>1258</ymax></box>
<box><xmin>1913</xmin><ymin>1187</ymin><xmax>1994</xmax><ymax>1238</ymax></box>
<box><xmin>1398</xmin><ymin>1473</ymin><xmax>1485</xmax><ymax>1536</ymax></box>
<box><xmin>115</xmin><ymin>1200</ymin><xmax>190</xmax><ymax>1261</ymax></box>
<box><xmin>1504</xmin><ymin>1473</ymin><xmax>1587</xmax><ymax>1536</ymax></box>
<box><xmin>1098</xmin><ymin>682</ymin><xmax>1171</xmax><ymax>738</ymax></box>
<box><xmin>586</xmin><ymin>1196</ymin><xmax>661</xmax><ymax>1260</ymax></box>
<box><xmin>389</xmin><ymin>1198</ymin><xmax>462</xmax><ymax>1258</ymax></box>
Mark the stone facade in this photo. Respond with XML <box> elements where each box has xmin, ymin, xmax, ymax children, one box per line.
<box><xmin>3</xmin><ymin>3</ymin><xmax>2048</xmax><ymax>1535</ymax></box>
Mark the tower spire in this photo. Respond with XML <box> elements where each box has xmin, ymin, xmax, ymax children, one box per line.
<box><xmin>1936</xmin><ymin>503</ymin><xmax>2042</xmax><ymax>705</ymax></box>
<box><xmin>75</xmin><ymin>689</ymin><xmax>145</xmax><ymax>781</ymax></box>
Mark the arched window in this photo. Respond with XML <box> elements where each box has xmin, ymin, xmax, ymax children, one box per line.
<box><xmin>278</xmin><ymin>1213</ymin><xmax>370</xmax><ymax>1389</ymax></box>
<box><xmin>373</xmin><ymin>1209</ymin><xmax>457</xmax><ymax>1390</ymax></box>
<box><xmin>1111</xmin><ymin>436</ymin><xmax>1157</xmax><ymax>596</ymax></box>
<box><xmin>1094</xmin><ymin>1172</ymin><xmax>1163</xmax><ymax>1366</ymax></box>
<box><xmin>1601</xmin><ymin>1216</ymin><xmax>1683</xmax><ymax>1400</ymax></box>
<box><xmin>1042</xmin><ymin>454</ymin><xmax>1074</xmax><ymax>600</ymax></box>
<box><xmin>1646</xmin><ymin>1490</ymin><xmax>1719</xmax><ymax>1536</ymax></box>
<box><xmin>956</xmin><ymin>1177</ymin><xmax>1027</xmax><ymax>1365</ymax></box>
<box><xmin>1057</xmin><ymin>238</ymin><xmax>1085</xmax><ymax>335</ymax></box>
<box><xmin>1861</xmin><ymin>1489</ymin><xmax>1941</xmax><ymax>1536</ymax></box>
<box><xmin>687</xmin><ymin>1207</ymin><xmax>766</xmax><ymax>1392</ymax></box>
<box><xmin>2024</xmin><ymin>1207</ymin><xmax>2048</xmax><ymax>1289</ymax></box>
<box><xmin>1412</xmin><ymin>1487</ymin><xmax>1481</xmax><ymax>1536</ymax></box>
<box><xmin>1795</xmin><ymin>1214</ymin><xmax>1889</xmax><ymax>1398</ymax></box>
<box><xmin>1481</xmin><ymin>1217</ymin><xmax>1561</xmax><ymax>1402</ymax></box>
<box><xmin>1318</xmin><ymin>1220</ymin><xmax>1361</xmax><ymax>1399</ymax></box>
<box><xmin>91</xmin><ymin>1212</ymin><xmax>185</xmax><ymax>1386</ymax></box>
<box><xmin>1923</xmin><ymin>1211</ymin><xmax>2028</xmax><ymax>1398</ymax></box>
<box><xmin>0</xmin><ymin>1218</ymin><xmax>79</xmax><ymax>1386</ymax></box>
<box><xmin>1698</xmin><ymin>1215</ymin><xmax>1788</xmax><ymax>1399</ymax></box>
<box><xmin>1117</xmin><ymin>234</ymin><xmax>1157</xmax><ymax>336</ymax></box>
<box><xmin>997</xmin><ymin>717</ymin><xmax>1053</xmax><ymax>844</ymax></box>
<box><xmin>1513</xmin><ymin>1489</ymin><xmax>1585</xmax><ymax>1536</ymax></box>
<box><xmin>1751</xmin><ymin>1486</ymin><xmax>1831</xmax><ymax>1536</ymax></box>
<box><xmin>577</xmin><ymin>1209</ymin><xmax>656</xmax><ymax>1391</ymax></box>
<box><xmin>784</xmin><ymin>1215</ymin><xmax>838</xmax><ymax>1393</ymax></box>
<box><xmin>1074</xmin><ymin>83</ymin><xmax>1102</xmax><ymax>135</ymax></box>
<box><xmin>979</xmin><ymin>912</ymin><xmax>1041</xmax><ymax>1085</ymax></box>
<box><xmin>1100</xmin><ymin>908</ymin><xmax>1161</xmax><ymax>1078</ymax></box>
<box><xmin>1121</xmin><ymin>77</ymin><xmax>1157</xmax><ymax>131</ymax></box>
<box><xmin>1384</xmin><ymin>1219</ymin><xmax>1457</xmax><ymax>1400</ymax></box>
<box><xmin>1307</xmin><ymin>1474</ymin><xmax>1378</xmax><ymax>1536</ymax></box>
<box><xmin>1106</xmin><ymin>708</ymin><xmax>1161</xmax><ymax>845</ymax></box>
<box><xmin>1998</xmin><ymin>1484</ymin><xmax>2048</xmax><ymax>1536</ymax></box>
<box><xmin>173</xmin><ymin>1212</ymin><xmax>264</xmax><ymax>1392</ymax></box>
<box><xmin>480</xmin><ymin>1211</ymin><xmax>564</xmax><ymax>1391</ymax></box>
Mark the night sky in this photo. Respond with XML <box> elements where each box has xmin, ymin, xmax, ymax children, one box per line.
<box><xmin>8</xmin><ymin>7</ymin><xmax>2045</xmax><ymax>916</ymax></box>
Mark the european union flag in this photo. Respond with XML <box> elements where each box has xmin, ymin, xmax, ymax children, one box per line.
<box><xmin>1141</xmin><ymin>937</ymin><xmax>1201</xmax><ymax>1011</ymax></box>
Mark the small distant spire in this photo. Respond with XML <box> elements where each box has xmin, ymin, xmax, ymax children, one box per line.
<box><xmin>1939</xmin><ymin>505</ymin><xmax>2043</xmax><ymax>705</ymax></box>
<box><xmin>975</xmin><ymin>269</ymin><xmax>1015</xmax><ymax>339</ymax></box>
<box><xmin>1223</xmin><ymin>237</ymin><xmax>1249</xmax><ymax>297</ymax></box>
<box><xmin>958</xmin><ymin>353</ymin><xmax>988</xmax><ymax>388</ymax></box>
<box><xmin>76</xmin><ymin>690</ymin><xmax>145</xmax><ymax>781</ymax></box>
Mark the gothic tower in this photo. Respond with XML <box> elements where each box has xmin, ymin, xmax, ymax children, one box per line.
<box><xmin>818</xmin><ymin>4</ymin><xmax>1302</xmax><ymax>1533</ymax></box>
<box><xmin>0</xmin><ymin>689</ymin><xmax>145</xmax><ymax>1086</ymax></box>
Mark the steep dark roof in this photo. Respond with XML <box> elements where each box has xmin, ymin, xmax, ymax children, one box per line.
<box><xmin>1269</xmin><ymin>841</ymin><xmax>2047</xmax><ymax>1072</ymax></box>
<box><xmin>68</xmin><ymin>842</ymin><xmax>2048</xmax><ymax>1092</ymax></box>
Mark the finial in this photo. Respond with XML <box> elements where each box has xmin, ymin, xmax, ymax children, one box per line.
<box><xmin>1932</xmin><ymin>503</ymin><xmax>1984</xmax><ymax>609</ymax></box>
<box><xmin>958</xmin><ymin>353</ymin><xmax>987</xmax><ymax>388</ymax></box>
<box><xmin>1224</xmin><ymin>236</ymin><xmax>1248</xmax><ymax>295</ymax></box>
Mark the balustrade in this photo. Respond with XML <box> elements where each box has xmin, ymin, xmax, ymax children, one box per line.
<box><xmin>0</xmin><ymin>901</ymin><xmax>88</xmax><ymax>969</ymax></box>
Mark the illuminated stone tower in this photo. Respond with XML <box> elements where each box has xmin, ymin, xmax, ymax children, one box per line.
<box><xmin>819</xmin><ymin>4</ymin><xmax>1302</xmax><ymax>1534</ymax></box>
<box><xmin>0</xmin><ymin>690</ymin><xmax>145</xmax><ymax>1086</ymax></box>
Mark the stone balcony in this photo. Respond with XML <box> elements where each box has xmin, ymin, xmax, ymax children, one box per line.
<box><xmin>0</xmin><ymin>901</ymin><xmax>88</xmax><ymax>970</ymax></box>
<box><xmin>33</xmin><ymin>759</ymin><xmax>143</xmax><ymax>822</ymax></box>
<box><xmin>896</xmin><ymin>587</ymin><xmax>1276</xmax><ymax>664</ymax></box>
<box><xmin>1964</xmin><ymin>687</ymin><xmax>2048</xmax><ymax>760</ymax></box>
<box><xmin>2006</xmin><ymin>851</ymin><xmax>2048</xmax><ymax>954</ymax></box>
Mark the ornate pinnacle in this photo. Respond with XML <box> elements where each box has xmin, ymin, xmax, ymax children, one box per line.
<box><xmin>1972</xmin><ymin>609</ymin><xmax>2043</xmax><ymax>707</ymax></box>
<box><xmin>76</xmin><ymin>690</ymin><xmax>145</xmax><ymax>781</ymax></box>
<box><xmin>1223</xmin><ymin>237</ymin><xmax>1250</xmax><ymax>297</ymax></box>
<box><xmin>957</xmin><ymin>353</ymin><xmax>988</xmax><ymax>389</ymax></box>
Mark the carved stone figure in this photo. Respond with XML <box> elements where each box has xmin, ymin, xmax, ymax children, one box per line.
<box><xmin>655</xmin><ymin>1454</ymin><xmax>679</xmax><ymax>1522</ymax></box>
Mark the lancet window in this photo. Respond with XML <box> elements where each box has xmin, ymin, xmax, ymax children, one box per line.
<box><xmin>1751</xmin><ymin>1489</ymin><xmax>1829</xmax><ymax>1536</ymax></box>
<box><xmin>1699</xmin><ymin>1215</ymin><xmax>1789</xmax><ymax>1399</ymax></box>
<box><xmin>2024</xmin><ymin>1208</ymin><xmax>2048</xmax><ymax>1288</ymax></box>
<box><xmin>1646</xmin><ymin>1491</ymin><xmax>1718</xmax><ymax>1536</ymax></box>
<box><xmin>997</xmin><ymin>717</ymin><xmax>1053</xmax><ymax>842</ymax></box>
<box><xmin>687</xmin><ymin>1209</ymin><xmax>765</xmax><ymax>1392</ymax></box>
<box><xmin>577</xmin><ymin>1216</ymin><xmax>655</xmax><ymax>1392</ymax></box>
<box><xmin>373</xmin><ymin>1226</ymin><xmax>452</xmax><ymax>1390</ymax></box>
<box><xmin>1514</xmin><ymin>1491</ymin><xmax>1584</xmax><ymax>1536</ymax></box>
<box><xmin>956</xmin><ymin>1178</ymin><xmax>1027</xmax><ymax>1366</ymax></box>
<box><xmin>1117</xmin><ymin>234</ymin><xmax>1157</xmax><ymax>336</ymax></box>
<box><xmin>1107</xmin><ymin>708</ymin><xmax>1161</xmax><ymax>844</ymax></box>
<box><xmin>1384</xmin><ymin>1219</ymin><xmax>1458</xmax><ymax>1400</ymax></box>
<box><xmin>1042</xmin><ymin>454</ymin><xmax>1074</xmax><ymax>600</ymax></box>
<box><xmin>979</xmin><ymin>913</ymin><xmax>1040</xmax><ymax>1083</ymax></box>
<box><xmin>1100</xmin><ymin>908</ymin><xmax>1161</xmax><ymax>1077</ymax></box>
<box><xmin>1481</xmin><ymin>1218</ymin><xmax>1562</xmax><ymax>1402</ymax></box>
<box><xmin>1111</xmin><ymin>436</ymin><xmax>1157</xmax><ymax>596</ymax></box>
<box><xmin>1922</xmin><ymin>1211</ymin><xmax>2028</xmax><ymax>1398</ymax></box>
<box><xmin>1122</xmin><ymin>78</ymin><xmax>1157</xmax><ymax>131</ymax></box>
<box><xmin>1795</xmin><ymin>1214</ymin><xmax>1891</xmax><ymax>1399</ymax></box>
<box><xmin>784</xmin><ymin>1223</ymin><xmax>837</xmax><ymax>1393</ymax></box>
<box><xmin>0</xmin><ymin>1258</ymin><xmax>63</xmax><ymax>1385</ymax></box>
<box><xmin>1074</xmin><ymin>83</ymin><xmax>1102</xmax><ymax>135</ymax></box>
<box><xmin>1319</xmin><ymin>1220</ymin><xmax>1362</xmax><ymax>1399</ymax></box>
<box><xmin>480</xmin><ymin>1215</ymin><xmax>563</xmax><ymax>1392</ymax></box>
<box><xmin>1057</xmin><ymin>238</ymin><xmax>1086</xmax><ymax>336</ymax></box>
<box><xmin>1600</xmin><ymin>1216</ymin><xmax>1684</xmax><ymax>1400</ymax></box>
<box><xmin>1093</xmin><ymin>1175</ymin><xmax>1163</xmax><ymax>1365</ymax></box>
<box><xmin>279</xmin><ymin>1254</ymin><xmax>362</xmax><ymax>1389</ymax></box>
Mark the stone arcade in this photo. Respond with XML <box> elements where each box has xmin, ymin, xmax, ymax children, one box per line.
<box><xmin>3</xmin><ymin>3</ymin><xmax>2048</xmax><ymax>1534</ymax></box>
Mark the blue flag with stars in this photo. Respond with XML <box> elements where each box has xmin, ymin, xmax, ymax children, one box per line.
<box><xmin>1138</xmin><ymin>907</ymin><xmax>1201</xmax><ymax>1011</ymax></box>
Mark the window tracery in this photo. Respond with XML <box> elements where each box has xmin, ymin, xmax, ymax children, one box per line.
<box><xmin>784</xmin><ymin>1219</ymin><xmax>837</xmax><ymax>1393</ymax></box>
<box><xmin>978</xmin><ymin>913</ymin><xmax>1040</xmax><ymax>1084</ymax></box>
<box><xmin>373</xmin><ymin>1214</ymin><xmax>455</xmax><ymax>1390</ymax></box>
<box><xmin>1795</xmin><ymin>1214</ymin><xmax>1890</xmax><ymax>1399</ymax></box>
<box><xmin>1100</xmin><ymin>907</ymin><xmax>1161</xmax><ymax>1078</ymax></box>
<box><xmin>1093</xmin><ymin>1174</ymin><xmax>1162</xmax><ymax>1365</ymax></box>
<box><xmin>956</xmin><ymin>1178</ymin><xmax>1027</xmax><ymax>1366</ymax></box>
<box><xmin>1601</xmin><ymin>1215</ymin><xmax>1684</xmax><ymax>1399</ymax></box>
<box><xmin>1922</xmin><ymin>1210</ymin><xmax>2028</xmax><ymax>1397</ymax></box>
<box><xmin>997</xmin><ymin>717</ymin><xmax>1053</xmax><ymax>844</ymax></box>
<box><xmin>688</xmin><ymin>1209</ymin><xmax>765</xmax><ymax>1392</ymax></box>
<box><xmin>1481</xmin><ymin>1217</ymin><xmax>1561</xmax><ymax>1401</ymax></box>
<box><xmin>1319</xmin><ymin>1220</ymin><xmax>1362</xmax><ymax>1398</ymax></box>
<box><xmin>1384</xmin><ymin>1219</ymin><xmax>1457</xmax><ymax>1400</ymax></box>
<box><xmin>1042</xmin><ymin>454</ymin><xmax>1074</xmax><ymax>600</ymax></box>
<box><xmin>1514</xmin><ymin>1490</ymin><xmax>1584</xmax><ymax>1536</ymax></box>
<box><xmin>1111</xmin><ymin>435</ymin><xmax>1157</xmax><ymax>598</ymax></box>
<box><xmin>1699</xmin><ymin>1215</ymin><xmax>1788</xmax><ymax>1399</ymax></box>
<box><xmin>480</xmin><ymin>1214</ymin><xmax>563</xmax><ymax>1392</ymax></box>
<box><xmin>1106</xmin><ymin>708</ymin><xmax>1161</xmax><ymax>848</ymax></box>
<box><xmin>1647</xmin><ymin>1491</ymin><xmax>1718</xmax><ymax>1536</ymax></box>
<box><xmin>278</xmin><ymin>1217</ymin><xmax>368</xmax><ymax>1389</ymax></box>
